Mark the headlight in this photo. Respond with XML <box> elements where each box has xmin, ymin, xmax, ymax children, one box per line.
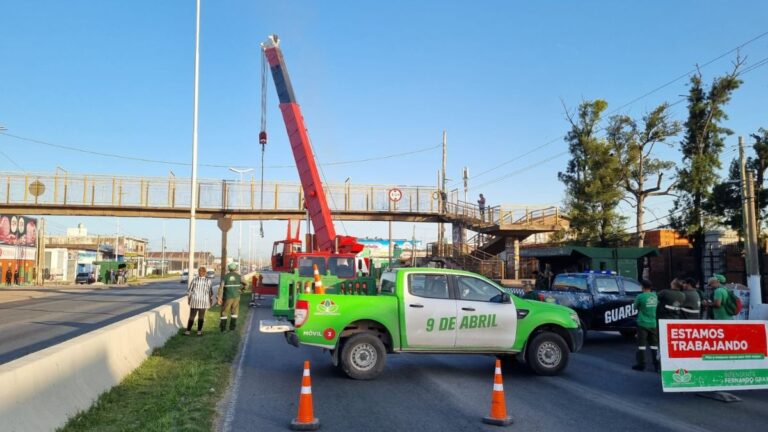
<box><xmin>570</xmin><ymin>312</ymin><xmax>580</xmax><ymax>326</ymax></box>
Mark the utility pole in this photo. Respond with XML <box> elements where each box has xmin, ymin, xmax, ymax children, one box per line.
<box><xmin>229</xmin><ymin>167</ymin><xmax>254</xmax><ymax>264</ymax></box>
<box><xmin>739</xmin><ymin>136</ymin><xmax>764</xmax><ymax>318</ymax></box>
<box><xmin>161</xmin><ymin>220</ymin><xmax>166</xmax><ymax>277</ymax></box>
<box><xmin>36</xmin><ymin>218</ymin><xmax>45</xmax><ymax>285</ymax></box>
<box><xmin>412</xmin><ymin>224</ymin><xmax>417</xmax><ymax>267</ymax></box>
<box><xmin>388</xmin><ymin>220</ymin><xmax>393</xmax><ymax>269</ymax></box>
<box><xmin>462</xmin><ymin>166</ymin><xmax>469</xmax><ymax>205</ymax></box>
<box><xmin>438</xmin><ymin>130</ymin><xmax>447</xmax><ymax>256</ymax></box>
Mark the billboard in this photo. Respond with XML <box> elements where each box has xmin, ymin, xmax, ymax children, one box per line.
<box><xmin>0</xmin><ymin>215</ymin><xmax>37</xmax><ymax>247</ymax></box>
<box><xmin>357</xmin><ymin>238</ymin><xmax>422</xmax><ymax>258</ymax></box>
<box><xmin>659</xmin><ymin>320</ymin><xmax>768</xmax><ymax>392</ymax></box>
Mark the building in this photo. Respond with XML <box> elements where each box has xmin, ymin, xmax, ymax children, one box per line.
<box><xmin>0</xmin><ymin>214</ymin><xmax>38</xmax><ymax>284</ymax></box>
<box><xmin>145</xmin><ymin>251</ymin><xmax>216</xmax><ymax>274</ymax></box>
<box><xmin>45</xmin><ymin>223</ymin><xmax>148</xmax><ymax>281</ymax></box>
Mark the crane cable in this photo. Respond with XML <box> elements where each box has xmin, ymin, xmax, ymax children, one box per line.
<box><xmin>259</xmin><ymin>48</ymin><xmax>268</xmax><ymax>238</ymax></box>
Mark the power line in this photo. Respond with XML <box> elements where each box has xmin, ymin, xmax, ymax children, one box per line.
<box><xmin>456</xmin><ymin>29</ymin><xmax>768</xmax><ymax>187</ymax></box>
<box><xmin>0</xmin><ymin>131</ymin><xmax>440</xmax><ymax>171</ymax></box>
<box><xmin>0</xmin><ymin>149</ymin><xmax>23</xmax><ymax>170</ymax></box>
<box><xmin>462</xmin><ymin>54</ymin><xmax>768</xmax><ymax>192</ymax></box>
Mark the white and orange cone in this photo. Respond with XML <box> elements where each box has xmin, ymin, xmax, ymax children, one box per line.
<box><xmin>482</xmin><ymin>359</ymin><xmax>513</xmax><ymax>426</ymax></box>
<box><xmin>290</xmin><ymin>360</ymin><xmax>320</xmax><ymax>431</ymax></box>
<box><xmin>312</xmin><ymin>264</ymin><xmax>325</xmax><ymax>294</ymax></box>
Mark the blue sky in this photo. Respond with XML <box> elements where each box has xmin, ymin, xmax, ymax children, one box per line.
<box><xmin>1</xmin><ymin>1</ymin><xmax>768</xmax><ymax>258</ymax></box>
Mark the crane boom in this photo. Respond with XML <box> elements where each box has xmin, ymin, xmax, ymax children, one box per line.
<box><xmin>262</xmin><ymin>35</ymin><xmax>361</xmax><ymax>254</ymax></box>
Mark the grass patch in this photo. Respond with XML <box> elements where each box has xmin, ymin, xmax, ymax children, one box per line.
<box><xmin>59</xmin><ymin>294</ymin><xmax>251</xmax><ymax>432</ymax></box>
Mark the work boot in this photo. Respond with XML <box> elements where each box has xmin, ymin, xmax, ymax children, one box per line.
<box><xmin>229</xmin><ymin>316</ymin><xmax>238</xmax><ymax>331</ymax></box>
<box><xmin>632</xmin><ymin>350</ymin><xmax>645</xmax><ymax>371</ymax></box>
<box><xmin>220</xmin><ymin>317</ymin><xmax>227</xmax><ymax>332</ymax></box>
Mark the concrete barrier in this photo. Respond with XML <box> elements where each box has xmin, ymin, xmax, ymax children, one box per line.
<box><xmin>0</xmin><ymin>296</ymin><xmax>188</xmax><ymax>432</ymax></box>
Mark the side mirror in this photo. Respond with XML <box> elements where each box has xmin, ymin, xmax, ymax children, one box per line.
<box><xmin>501</xmin><ymin>292</ymin><xmax>511</xmax><ymax>304</ymax></box>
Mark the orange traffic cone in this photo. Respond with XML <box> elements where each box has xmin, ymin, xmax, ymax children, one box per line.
<box><xmin>482</xmin><ymin>359</ymin><xmax>513</xmax><ymax>426</ymax></box>
<box><xmin>290</xmin><ymin>361</ymin><xmax>320</xmax><ymax>431</ymax></box>
<box><xmin>312</xmin><ymin>264</ymin><xmax>325</xmax><ymax>294</ymax></box>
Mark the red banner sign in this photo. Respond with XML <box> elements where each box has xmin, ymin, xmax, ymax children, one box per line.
<box><xmin>666</xmin><ymin>322</ymin><xmax>768</xmax><ymax>359</ymax></box>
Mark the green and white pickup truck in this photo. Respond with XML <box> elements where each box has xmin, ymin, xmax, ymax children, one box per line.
<box><xmin>261</xmin><ymin>267</ymin><xmax>583</xmax><ymax>380</ymax></box>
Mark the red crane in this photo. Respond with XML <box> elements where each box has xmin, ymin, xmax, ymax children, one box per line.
<box><xmin>262</xmin><ymin>35</ymin><xmax>363</xmax><ymax>275</ymax></box>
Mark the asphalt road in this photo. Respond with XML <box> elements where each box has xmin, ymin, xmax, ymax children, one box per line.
<box><xmin>225</xmin><ymin>303</ymin><xmax>768</xmax><ymax>432</ymax></box>
<box><xmin>0</xmin><ymin>280</ymin><xmax>188</xmax><ymax>364</ymax></box>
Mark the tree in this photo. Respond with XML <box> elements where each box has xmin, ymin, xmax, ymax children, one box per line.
<box><xmin>559</xmin><ymin>100</ymin><xmax>626</xmax><ymax>246</ymax></box>
<box><xmin>607</xmin><ymin>104</ymin><xmax>681</xmax><ymax>246</ymax></box>
<box><xmin>705</xmin><ymin>129</ymin><xmax>768</xmax><ymax>233</ymax></box>
<box><xmin>669</xmin><ymin>61</ymin><xmax>743</xmax><ymax>281</ymax></box>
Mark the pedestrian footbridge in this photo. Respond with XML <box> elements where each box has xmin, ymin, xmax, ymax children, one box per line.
<box><xmin>0</xmin><ymin>172</ymin><xmax>563</xmax><ymax>233</ymax></box>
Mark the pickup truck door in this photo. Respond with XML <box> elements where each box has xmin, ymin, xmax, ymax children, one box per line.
<box><xmin>591</xmin><ymin>275</ymin><xmax>633</xmax><ymax>330</ymax></box>
<box><xmin>402</xmin><ymin>272</ymin><xmax>457</xmax><ymax>349</ymax></box>
<box><xmin>545</xmin><ymin>274</ymin><xmax>594</xmax><ymax>326</ymax></box>
<box><xmin>454</xmin><ymin>275</ymin><xmax>517</xmax><ymax>349</ymax></box>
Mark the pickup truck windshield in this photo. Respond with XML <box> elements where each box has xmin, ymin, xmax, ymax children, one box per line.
<box><xmin>328</xmin><ymin>257</ymin><xmax>355</xmax><ymax>278</ymax></box>
<box><xmin>552</xmin><ymin>275</ymin><xmax>588</xmax><ymax>291</ymax></box>
<box><xmin>594</xmin><ymin>276</ymin><xmax>620</xmax><ymax>293</ymax></box>
<box><xmin>298</xmin><ymin>256</ymin><xmax>326</xmax><ymax>277</ymax></box>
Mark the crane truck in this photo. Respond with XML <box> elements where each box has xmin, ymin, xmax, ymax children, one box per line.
<box><xmin>260</xmin><ymin>35</ymin><xmax>374</xmax><ymax>317</ymax></box>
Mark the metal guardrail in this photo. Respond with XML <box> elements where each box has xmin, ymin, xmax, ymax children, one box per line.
<box><xmin>0</xmin><ymin>172</ymin><xmax>441</xmax><ymax>214</ymax></box>
<box><xmin>447</xmin><ymin>200</ymin><xmax>560</xmax><ymax>226</ymax></box>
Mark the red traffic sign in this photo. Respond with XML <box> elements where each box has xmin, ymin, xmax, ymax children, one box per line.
<box><xmin>388</xmin><ymin>188</ymin><xmax>402</xmax><ymax>202</ymax></box>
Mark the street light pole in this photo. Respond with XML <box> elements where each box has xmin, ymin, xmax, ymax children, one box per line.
<box><xmin>228</xmin><ymin>167</ymin><xmax>254</xmax><ymax>265</ymax></box>
<box><xmin>187</xmin><ymin>0</ymin><xmax>202</xmax><ymax>281</ymax></box>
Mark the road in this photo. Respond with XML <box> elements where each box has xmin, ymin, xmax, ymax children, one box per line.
<box><xmin>224</xmin><ymin>303</ymin><xmax>768</xmax><ymax>432</ymax></box>
<box><xmin>0</xmin><ymin>280</ymin><xmax>187</xmax><ymax>364</ymax></box>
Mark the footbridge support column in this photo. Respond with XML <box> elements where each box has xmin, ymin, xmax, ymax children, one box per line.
<box><xmin>505</xmin><ymin>237</ymin><xmax>520</xmax><ymax>280</ymax></box>
<box><xmin>217</xmin><ymin>217</ymin><xmax>233</xmax><ymax>279</ymax></box>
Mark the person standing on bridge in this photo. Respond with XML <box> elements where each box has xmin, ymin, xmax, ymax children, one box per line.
<box><xmin>186</xmin><ymin>266</ymin><xmax>213</xmax><ymax>336</ymax></box>
<box><xmin>477</xmin><ymin>193</ymin><xmax>486</xmax><ymax>221</ymax></box>
<box><xmin>218</xmin><ymin>262</ymin><xmax>246</xmax><ymax>332</ymax></box>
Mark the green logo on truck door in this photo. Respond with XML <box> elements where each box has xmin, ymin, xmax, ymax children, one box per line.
<box><xmin>426</xmin><ymin>314</ymin><xmax>498</xmax><ymax>332</ymax></box>
<box><xmin>316</xmin><ymin>299</ymin><xmax>340</xmax><ymax>315</ymax></box>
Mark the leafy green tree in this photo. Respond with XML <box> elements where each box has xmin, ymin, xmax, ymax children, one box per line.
<box><xmin>670</xmin><ymin>62</ymin><xmax>742</xmax><ymax>280</ymax></box>
<box><xmin>607</xmin><ymin>104</ymin><xmax>681</xmax><ymax>246</ymax></box>
<box><xmin>559</xmin><ymin>100</ymin><xmax>626</xmax><ymax>246</ymax></box>
<box><xmin>705</xmin><ymin>129</ymin><xmax>768</xmax><ymax>233</ymax></box>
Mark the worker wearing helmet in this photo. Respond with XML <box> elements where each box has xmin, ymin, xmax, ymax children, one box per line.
<box><xmin>218</xmin><ymin>262</ymin><xmax>246</xmax><ymax>332</ymax></box>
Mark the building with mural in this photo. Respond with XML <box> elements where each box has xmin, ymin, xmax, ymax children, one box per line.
<box><xmin>0</xmin><ymin>214</ymin><xmax>38</xmax><ymax>284</ymax></box>
<box><xmin>357</xmin><ymin>237</ymin><xmax>424</xmax><ymax>268</ymax></box>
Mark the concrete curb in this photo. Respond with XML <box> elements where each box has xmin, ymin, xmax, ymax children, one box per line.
<box><xmin>0</xmin><ymin>295</ymin><xmax>189</xmax><ymax>432</ymax></box>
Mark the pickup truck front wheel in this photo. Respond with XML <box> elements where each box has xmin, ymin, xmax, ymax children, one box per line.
<box><xmin>526</xmin><ymin>332</ymin><xmax>569</xmax><ymax>376</ymax></box>
<box><xmin>340</xmin><ymin>333</ymin><xmax>386</xmax><ymax>380</ymax></box>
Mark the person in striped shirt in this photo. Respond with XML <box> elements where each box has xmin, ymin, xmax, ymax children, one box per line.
<box><xmin>185</xmin><ymin>266</ymin><xmax>213</xmax><ymax>336</ymax></box>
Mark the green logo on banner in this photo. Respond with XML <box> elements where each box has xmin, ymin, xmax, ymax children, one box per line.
<box><xmin>672</xmin><ymin>369</ymin><xmax>692</xmax><ymax>384</ymax></box>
